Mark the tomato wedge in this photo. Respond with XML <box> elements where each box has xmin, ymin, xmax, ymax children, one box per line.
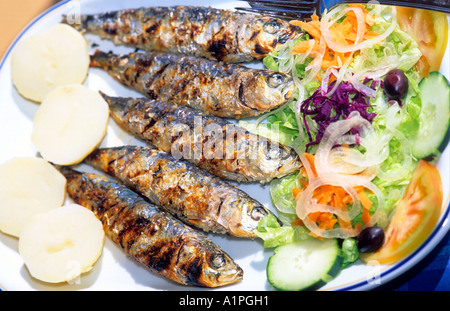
<box><xmin>396</xmin><ymin>7</ymin><xmax>449</xmax><ymax>77</ymax></box>
<box><xmin>360</xmin><ymin>160</ymin><xmax>443</xmax><ymax>264</ymax></box>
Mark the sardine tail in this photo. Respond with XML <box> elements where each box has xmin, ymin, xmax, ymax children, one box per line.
<box><xmin>90</xmin><ymin>50</ymin><xmax>112</xmax><ymax>68</ymax></box>
<box><xmin>98</xmin><ymin>93</ymin><xmax>133</xmax><ymax>114</ymax></box>
<box><xmin>52</xmin><ymin>164</ymin><xmax>82</xmax><ymax>183</ymax></box>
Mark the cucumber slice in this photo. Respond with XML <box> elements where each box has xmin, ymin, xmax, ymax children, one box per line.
<box><xmin>411</xmin><ymin>72</ymin><xmax>450</xmax><ymax>159</ymax></box>
<box><xmin>267</xmin><ymin>238</ymin><xmax>342</xmax><ymax>291</ymax></box>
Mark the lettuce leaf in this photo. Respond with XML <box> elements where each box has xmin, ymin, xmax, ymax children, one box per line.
<box><xmin>263</xmin><ymin>53</ymin><xmax>279</xmax><ymax>72</ymax></box>
<box><xmin>341</xmin><ymin>238</ymin><xmax>359</xmax><ymax>268</ymax></box>
<box><xmin>254</xmin><ymin>214</ymin><xmax>310</xmax><ymax>248</ymax></box>
<box><xmin>269</xmin><ymin>173</ymin><xmax>303</xmax><ymax>215</ymax></box>
<box><xmin>350</xmin><ymin>16</ymin><xmax>422</xmax><ymax>74</ymax></box>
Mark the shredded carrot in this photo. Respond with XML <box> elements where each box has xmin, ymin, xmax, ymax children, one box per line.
<box><xmin>291</xmin><ymin>218</ymin><xmax>304</xmax><ymax>226</ymax></box>
<box><xmin>299</xmin><ymin>177</ymin><xmax>308</xmax><ymax>188</ymax></box>
<box><xmin>291</xmin><ymin>39</ymin><xmax>317</xmax><ymax>54</ymax></box>
<box><xmin>354</xmin><ymin>223</ymin><xmax>364</xmax><ymax>233</ymax></box>
<box><xmin>303</xmin><ymin>152</ymin><xmax>317</xmax><ymax>177</ymax></box>
<box><xmin>309</xmin><ymin>231</ymin><xmax>324</xmax><ymax>241</ymax></box>
<box><xmin>292</xmin><ymin>186</ymin><xmax>302</xmax><ymax>197</ymax></box>
<box><xmin>361</xmin><ymin>208</ymin><xmax>371</xmax><ymax>225</ymax></box>
<box><xmin>308</xmin><ymin>211</ymin><xmax>321</xmax><ymax>222</ymax></box>
<box><xmin>289</xmin><ymin>186</ymin><xmax>302</xmax><ymax>201</ymax></box>
<box><xmin>318</xmin><ymin>212</ymin><xmax>338</xmax><ymax>230</ymax></box>
<box><xmin>289</xmin><ymin>5</ymin><xmax>380</xmax><ymax>72</ymax></box>
<box><xmin>355</xmin><ymin>186</ymin><xmax>373</xmax><ymax>225</ymax></box>
<box><xmin>299</xmin><ymin>153</ymin><xmax>372</xmax><ymax>234</ymax></box>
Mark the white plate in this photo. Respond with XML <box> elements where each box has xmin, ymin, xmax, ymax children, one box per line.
<box><xmin>0</xmin><ymin>0</ymin><xmax>449</xmax><ymax>291</ymax></box>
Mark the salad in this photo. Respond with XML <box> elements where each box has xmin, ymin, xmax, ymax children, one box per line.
<box><xmin>240</xmin><ymin>4</ymin><xmax>450</xmax><ymax>291</ymax></box>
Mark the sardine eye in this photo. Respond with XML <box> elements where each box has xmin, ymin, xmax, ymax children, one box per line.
<box><xmin>263</xmin><ymin>19</ymin><xmax>282</xmax><ymax>34</ymax></box>
<box><xmin>272</xmin><ymin>144</ymin><xmax>290</xmax><ymax>161</ymax></box>
<box><xmin>261</xmin><ymin>141</ymin><xmax>281</xmax><ymax>161</ymax></box>
<box><xmin>267</xmin><ymin>73</ymin><xmax>286</xmax><ymax>88</ymax></box>
<box><xmin>251</xmin><ymin>206</ymin><xmax>268</xmax><ymax>221</ymax></box>
<box><xmin>211</xmin><ymin>253</ymin><xmax>226</xmax><ymax>269</ymax></box>
<box><xmin>280</xmin><ymin>146</ymin><xmax>296</xmax><ymax>161</ymax></box>
<box><xmin>266</xmin><ymin>147</ymin><xmax>281</xmax><ymax>160</ymax></box>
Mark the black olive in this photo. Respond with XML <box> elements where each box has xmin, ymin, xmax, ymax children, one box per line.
<box><xmin>357</xmin><ymin>226</ymin><xmax>385</xmax><ymax>253</ymax></box>
<box><xmin>383</xmin><ymin>69</ymin><xmax>409</xmax><ymax>101</ymax></box>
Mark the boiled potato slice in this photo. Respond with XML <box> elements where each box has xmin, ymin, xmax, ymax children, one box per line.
<box><xmin>11</xmin><ymin>23</ymin><xmax>89</xmax><ymax>102</ymax></box>
<box><xmin>31</xmin><ymin>84</ymin><xmax>109</xmax><ymax>165</ymax></box>
<box><xmin>19</xmin><ymin>204</ymin><xmax>105</xmax><ymax>283</ymax></box>
<box><xmin>0</xmin><ymin>157</ymin><xmax>66</xmax><ymax>237</ymax></box>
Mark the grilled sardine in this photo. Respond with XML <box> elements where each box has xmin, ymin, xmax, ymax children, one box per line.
<box><xmin>68</xmin><ymin>6</ymin><xmax>302</xmax><ymax>63</ymax></box>
<box><xmin>101</xmin><ymin>93</ymin><xmax>301</xmax><ymax>183</ymax></box>
<box><xmin>84</xmin><ymin>145</ymin><xmax>278</xmax><ymax>238</ymax></box>
<box><xmin>57</xmin><ymin>165</ymin><xmax>243</xmax><ymax>287</ymax></box>
<box><xmin>90</xmin><ymin>50</ymin><xmax>294</xmax><ymax>119</ymax></box>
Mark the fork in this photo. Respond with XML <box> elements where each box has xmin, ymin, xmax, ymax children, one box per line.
<box><xmin>236</xmin><ymin>0</ymin><xmax>450</xmax><ymax>19</ymax></box>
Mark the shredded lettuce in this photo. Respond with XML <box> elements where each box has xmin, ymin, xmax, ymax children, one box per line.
<box><xmin>263</xmin><ymin>53</ymin><xmax>279</xmax><ymax>72</ymax></box>
<box><xmin>269</xmin><ymin>173</ymin><xmax>302</xmax><ymax>216</ymax></box>
<box><xmin>340</xmin><ymin>238</ymin><xmax>360</xmax><ymax>268</ymax></box>
<box><xmin>254</xmin><ymin>214</ymin><xmax>310</xmax><ymax>248</ymax></box>
<box><xmin>349</xmin><ymin>9</ymin><xmax>422</xmax><ymax>75</ymax></box>
<box><xmin>368</xmin><ymin>73</ymin><xmax>421</xmax><ymax>214</ymax></box>
<box><xmin>397</xmin><ymin>73</ymin><xmax>422</xmax><ymax>139</ymax></box>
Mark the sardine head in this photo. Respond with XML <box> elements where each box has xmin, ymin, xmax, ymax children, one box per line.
<box><xmin>254</xmin><ymin>140</ymin><xmax>302</xmax><ymax>182</ymax></box>
<box><xmin>248</xmin><ymin>71</ymin><xmax>294</xmax><ymax>111</ymax></box>
<box><xmin>275</xmin><ymin>145</ymin><xmax>302</xmax><ymax>177</ymax></box>
<box><xmin>214</xmin><ymin>191</ymin><xmax>277</xmax><ymax>238</ymax></box>
<box><xmin>262</xmin><ymin>17</ymin><xmax>301</xmax><ymax>45</ymax></box>
<box><xmin>232</xmin><ymin>200</ymin><xmax>277</xmax><ymax>237</ymax></box>
<box><xmin>182</xmin><ymin>240</ymin><xmax>243</xmax><ymax>287</ymax></box>
<box><xmin>201</xmin><ymin>249</ymin><xmax>244</xmax><ymax>287</ymax></box>
<box><xmin>242</xmin><ymin>16</ymin><xmax>301</xmax><ymax>62</ymax></box>
<box><xmin>266</xmin><ymin>71</ymin><xmax>295</xmax><ymax>100</ymax></box>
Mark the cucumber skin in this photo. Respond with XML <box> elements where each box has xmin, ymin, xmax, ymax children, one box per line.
<box><xmin>266</xmin><ymin>240</ymin><xmax>343</xmax><ymax>291</ymax></box>
<box><xmin>438</xmin><ymin>122</ymin><xmax>450</xmax><ymax>154</ymax></box>
<box><xmin>302</xmin><ymin>256</ymin><xmax>342</xmax><ymax>291</ymax></box>
<box><xmin>428</xmin><ymin>72</ymin><xmax>450</xmax><ymax>155</ymax></box>
<box><xmin>413</xmin><ymin>71</ymin><xmax>450</xmax><ymax>159</ymax></box>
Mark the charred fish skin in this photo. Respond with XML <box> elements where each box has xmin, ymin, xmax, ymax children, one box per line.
<box><xmin>70</xmin><ymin>6</ymin><xmax>302</xmax><ymax>63</ymax></box>
<box><xmin>90</xmin><ymin>50</ymin><xmax>294</xmax><ymax>119</ymax></box>
<box><xmin>84</xmin><ymin>145</ymin><xmax>278</xmax><ymax>238</ymax></box>
<box><xmin>57</xmin><ymin>165</ymin><xmax>243</xmax><ymax>288</ymax></box>
<box><xmin>101</xmin><ymin>93</ymin><xmax>302</xmax><ymax>183</ymax></box>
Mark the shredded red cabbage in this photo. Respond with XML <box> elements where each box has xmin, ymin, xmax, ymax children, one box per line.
<box><xmin>300</xmin><ymin>79</ymin><xmax>379</xmax><ymax>151</ymax></box>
